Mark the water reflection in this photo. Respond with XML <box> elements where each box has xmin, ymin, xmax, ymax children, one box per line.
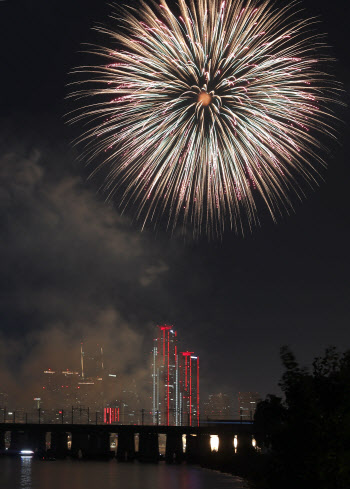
<box><xmin>1</xmin><ymin>458</ymin><xmax>246</xmax><ymax>489</ymax></box>
<box><xmin>20</xmin><ymin>456</ymin><xmax>32</xmax><ymax>489</ymax></box>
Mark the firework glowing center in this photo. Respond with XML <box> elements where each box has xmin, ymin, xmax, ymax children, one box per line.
<box><xmin>198</xmin><ymin>91</ymin><xmax>212</xmax><ymax>107</ymax></box>
<box><xmin>69</xmin><ymin>0</ymin><xmax>340</xmax><ymax>237</ymax></box>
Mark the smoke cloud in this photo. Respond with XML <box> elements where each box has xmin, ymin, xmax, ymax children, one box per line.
<box><xmin>0</xmin><ymin>122</ymin><xmax>169</xmax><ymax>408</ymax></box>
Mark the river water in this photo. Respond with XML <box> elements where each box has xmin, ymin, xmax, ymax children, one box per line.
<box><xmin>0</xmin><ymin>457</ymin><xmax>248</xmax><ymax>489</ymax></box>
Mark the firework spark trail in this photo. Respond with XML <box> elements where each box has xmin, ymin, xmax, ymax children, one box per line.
<box><xmin>68</xmin><ymin>0</ymin><xmax>341</xmax><ymax>237</ymax></box>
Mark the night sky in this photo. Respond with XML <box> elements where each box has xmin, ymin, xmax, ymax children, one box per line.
<box><xmin>0</xmin><ymin>0</ymin><xmax>349</xmax><ymax>407</ymax></box>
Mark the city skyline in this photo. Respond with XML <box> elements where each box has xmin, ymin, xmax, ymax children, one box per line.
<box><xmin>0</xmin><ymin>329</ymin><xmax>259</xmax><ymax>427</ymax></box>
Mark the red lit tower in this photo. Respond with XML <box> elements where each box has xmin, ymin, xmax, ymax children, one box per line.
<box><xmin>152</xmin><ymin>325</ymin><xmax>179</xmax><ymax>426</ymax></box>
<box><xmin>179</xmin><ymin>352</ymin><xmax>200</xmax><ymax>426</ymax></box>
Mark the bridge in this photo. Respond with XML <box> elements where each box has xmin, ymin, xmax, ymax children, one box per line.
<box><xmin>0</xmin><ymin>421</ymin><xmax>255</xmax><ymax>463</ymax></box>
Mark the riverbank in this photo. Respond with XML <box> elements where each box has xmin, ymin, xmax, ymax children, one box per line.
<box><xmin>199</xmin><ymin>450</ymin><xmax>272</xmax><ymax>489</ymax></box>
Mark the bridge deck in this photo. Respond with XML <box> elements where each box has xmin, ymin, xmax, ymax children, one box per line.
<box><xmin>0</xmin><ymin>421</ymin><xmax>254</xmax><ymax>435</ymax></box>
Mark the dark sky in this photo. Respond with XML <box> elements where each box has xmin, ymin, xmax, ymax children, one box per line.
<box><xmin>0</xmin><ymin>0</ymin><xmax>349</xmax><ymax>407</ymax></box>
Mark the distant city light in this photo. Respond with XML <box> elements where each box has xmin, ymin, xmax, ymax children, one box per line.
<box><xmin>20</xmin><ymin>450</ymin><xmax>34</xmax><ymax>455</ymax></box>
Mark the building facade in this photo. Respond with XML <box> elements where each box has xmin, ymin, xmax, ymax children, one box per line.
<box><xmin>152</xmin><ymin>325</ymin><xmax>178</xmax><ymax>425</ymax></box>
<box><xmin>179</xmin><ymin>352</ymin><xmax>200</xmax><ymax>426</ymax></box>
<box><xmin>203</xmin><ymin>392</ymin><xmax>232</xmax><ymax>420</ymax></box>
<box><xmin>152</xmin><ymin>325</ymin><xmax>199</xmax><ymax>426</ymax></box>
<box><xmin>238</xmin><ymin>391</ymin><xmax>261</xmax><ymax>420</ymax></box>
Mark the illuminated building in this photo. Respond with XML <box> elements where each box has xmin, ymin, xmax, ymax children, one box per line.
<box><xmin>80</xmin><ymin>342</ymin><xmax>105</xmax><ymax>379</ymax></box>
<box><xmin>38</xmin><ymin>340</ymin><xmax>120</xmax><ymax>420</ymax></box>
<box><xmin>152</xmin><ymin>325</ymin><xmax>179</xmax><ymax>426</ymax></box>
<box><xmin>33</xmin><ymin>397</ymin><xmax>41</xmax><ymax>409</ymax></box>
<box><xmin>121</xmin><ymin>385</ymin><xmax>141</xmax><ymax>424</ymax></box>
<box><xmin>41</xmin><ymin>369</ymin><xmax>81</xmax><ymax>409</ymax></box>
<box><xmin>41</xmin><ymin>368</ymin><xmax>60</xmax><ymax>406</ymax></box>
<box><xmin>104</xmin><ymin>407</ymin><xmax>120</xmax><ymax>424</ymax></box>
<box><xmin>104</xmin><ymin>379</ymin><xmax>141</xmax><ymax>425</ymax></box>
<box><xmin>179</xmin><ymin>352</ymin><xmax>200</xmax><ymax>426</ymax></box>
<box><xmin>238</xmin><ymin>392</ymin><xmax>261</xmax><ymax>420</ymax></box>
<box><xmin>203</xmin><ymin>393</ymin><xmax>232</xmax><ymax>420</ymax></box>
<box><xmin>0</xmin><ymin>393</ymin><xmax>8</xmax><ymax>422</ymax></box>
<box><xmin>151</xmin><ymin>325</ymin><xmax>200</xmax><ymax>426</ymax></box>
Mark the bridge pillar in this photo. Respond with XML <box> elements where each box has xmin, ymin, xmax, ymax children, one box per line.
<box><xmin>218</xmin><ymin>433</ymin><xmax>234</xmax><ymax>461</ymax></box>
<box><xmin>0</xmin><ymin>430</ymin><xmax>5</xmax><ymax>452</ymax></box>
<box><xmin>28</xmin><ymin>430</ymin><xmax>46</xmax><ymax>454</ymax></box>
<box><xmin>71</xmin><ymin>431</ymin><xmax>89</xmax><ymax>458</ymax></box>
<box><xmin>50</xmin><ymin>431</ymin><xmax>68</xmax><ymax>458</ymax></box>
<box><xmin>138</xmin><ymin>432</ymin><xmax>159</xmax><ymax>463</ymax></box>
<box><xmin>237</xmin><ymin>433</ymin><xmax>254</xmax><ymax>454</ymax></box>
<box><xmin>9</xmin><ymin>430</ymin><xmax>28</xmax><ymax>452</ymax></box>
<box><xmin>197</xmin><ymin>434</ymin><xmax>211</xmax><ymax>463</ymax></box>
<box><xmin>185</xmin><ymin>434</ymin><xmax>199</xmax><ymax>463</ymax></box>
<box><xmin>88</xmin><ymin>431</ymin><xmax>111</xmax><ymax>459</ymax></box>
<box><xmin>165</xmin><ymin>433</ymin><xmax>183</xmax><ymax>464</ymax></box>
<box><xmin>116</xmin><ymin>431</ymin><xmax>135</xmax><ymax>462</ymax></box>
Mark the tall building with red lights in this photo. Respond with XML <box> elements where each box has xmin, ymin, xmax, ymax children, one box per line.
<box><xmin>152</xmin><ymin>325</ymin><xmax>179</xmax><ymax>426</ymax></box>
<box><xmin>179</xmin><ymin>352</ymin><xmax>200</xmax><ymax>426</ymax></box>
<box><xmin>152</xmin><ymin>325</ymin><xmax>200</xmax><ymax>426</ymax></box>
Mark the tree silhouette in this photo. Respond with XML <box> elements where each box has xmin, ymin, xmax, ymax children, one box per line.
<box><xmin>254</xmin><ymin>346</ymin><xmax>350</xmax><ymax>489</ymax></box>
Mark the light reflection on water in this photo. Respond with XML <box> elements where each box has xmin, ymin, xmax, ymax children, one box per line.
<box><xmin>0</xmin><ymin>458</ymin><xmax>247</xmax><ymax>489</ymax></box>
<box><xmin>20</xmin><ymin>456</ymin><xmax>32</xmax><ymax>489</ymax></box>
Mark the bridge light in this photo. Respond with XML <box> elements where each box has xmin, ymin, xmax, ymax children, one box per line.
<box><xmin>182</xmin><ymin>434</ymin><xmax>186</xmax><ymax>452</ymax></box>
<box><xmin>210</xmin><ymin>435</ymin><xmax>219</xmax><ymax>452</ymax></box>
<box><xmin>20</xmin><ymin>450</ymin><xmax>34</xmax><ymax>455</ymax></box>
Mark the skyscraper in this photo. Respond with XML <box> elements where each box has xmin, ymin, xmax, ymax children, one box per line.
<box><xmin>238</xmin><ymin>392</ymin><xmax>261</xmax><ymax>420</ymax></box>
<box><xmin>39</xmin><ymin>342</ymin><xmax>117</xmax><ymax>413</ymax></box>
<box><xmin>179</xmin><ymin>352</ymin><xmax>200</xmax><ymax>426</ymax></box>
<box><xmin>80</xmin><ymin>342</ymin><xmax>104</xmax><ymax>379</ymax></box>
<box><xmin>152</xmin><ymin>325</ymin><xmax>178</xmax><ymax>425</ymax></box>
<box><xmin>203</xmin><ymin>392</ymin><xmax>232</xmax><ymax>420</ymax></box>
<box><xmin>41</xmin><ymin>368</ymin><xmax>80</xmax><ymax>409</ymax></box>
<box><xmin>151</xmin><ymin>325</ymin><xmax>200</xmax><ymax>426</ymax></box>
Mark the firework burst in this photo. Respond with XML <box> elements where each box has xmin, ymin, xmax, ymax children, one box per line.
<box><xmin>68</xmin><ymin>0</ymin><xmax>340</xmax><ymax>236</ymax></box>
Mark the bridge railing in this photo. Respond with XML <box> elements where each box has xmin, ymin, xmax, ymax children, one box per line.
<box><xmin>0</xmin><ymin>407</ymin><xmax>253</xmax><ymax>427</ymax></box>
